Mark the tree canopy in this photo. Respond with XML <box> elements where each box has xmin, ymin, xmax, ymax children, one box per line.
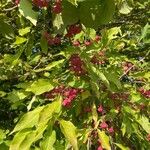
<box><xmin>0</xmin><ymin>0</ymin><xmax>150</xmax><ymax>150</ymax></box>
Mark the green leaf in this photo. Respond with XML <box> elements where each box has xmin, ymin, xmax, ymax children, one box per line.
<box><xmin>27</xmin><ymin>96</ymin><xmax>37</xmax><ymax>111</ymax></box>
<box><xmin>0</xmin><ymin>143</ymin><xmax>9</xmax><ymax>150</ymax></box>
<box><xmin>38</xmin><ymin>97</ymin><xmax>62</xmax><ymax>124</ymax></box>
<box><xmin>6</xmin><ymin>90</ymin><xmax>29</xmax><ymax>103</ymax></box>
<box><xmin>60</xmin><ymin>120</ymin><xmax>78</xmax><ymax>150</ymax></box>
<box><xmin>136</xmin><ymin>115</ymin><xmax>150</xmax><ymax>133</ymax></box>
<box><xmin>34</xmin><ymin>59</ymin><xmax>65</xmax><ymax>72</ymax></box>
<box><xmin>140</xmin><ymin>23</ymin><xmax>150</xmax><ymax>43</ymax></box>
<box><xmin>86</xmin><ymin>28</ymin><xmax>96</xmax><ymax>40</ymax></box>
<box><xmin>98</xmin><ymin>130</ymin><xmax>111</xmax><ymax>150</ymax></box>
<box><xmin>107</xmin><ymin>27</ymin><xmax>121</xmax><ymax>41</ymax></box>
<box><xmin>11</xmin><ymin>106</ymin><xmax>44</xmax><ymax>134</ymax></box>
<box><xmin>81</xmin><ymin>90</ymin><xmax>91</xmax><ymax>100</ymax></box>
<box><xmin>0</xmin><ymin>19</ymin><xmax>14</xmax><ymax>39</ymax></box>
<box><xmin>79</xmin><ymin>0</ymin><xmax>115</xmax><ymax>29</ymax></box>
<box><xmin>53</xmin><ymin>14</ymin><xmax>65</xmax><ymax>34</ymax></box>
<box><xmin>10</xmin><ymin>129</ymin><xmax>32</xmax><ymax>150</ymax></box>
<box><xmin>14</xmin><ymin>36</ymin><xmax>27</xmax><ymax>45</ymax></box>
<box><xmin>40</xmin><ymin>34</ymin><xmax>48</xmax><ymax>54</ymax></box>
<box><xmin>19</xmin><ymin>0</ymin><xmax>38</xmax><ymax>26</ymax></box>
<box><xmin>40</xmin><ymin>130</ymin><xmax>56</xmax><ymax>150</ymax></box>
<box><xmin>68</xmin><ymin>77</ymin><xmax>89</xmax><ymax>88</ymax></box>
<box><xmin>26</xmin><ymin>79</ymin><xmax>55</xmax><ymax>95</ymax></box>
<box><xmin>17</xmin><ymin>131</ymin><xmax>36</xmax><ymax>150</ymax></box>
<box><xmin>115</xmin><ymin>143</ymin><xmax>130</xmax><ymax>150</ymax></box>
<box><xmin>25</xmin><ymin>36</ymin><xmax>34</xmax><ymax>56</ymax></box>
<box><xmin>0</xmin><ymin>129</ymin><xmax>6</xmax><ymax>142</ymax></box>
<box><xmin>105</xmin><ymin>71</ymin><xmax>122</xmax><ymax>90</ymax></box>
<box><xmin>119</xmin><ymin>1</ymin><xmax>132</xmax><ymax>14</ymax></box>
<box><xmin>11</xmin><ymin>99</ymin><xmax>62</xmax><ymax>149</ymax></box>
<box><xmin>92</xmin><ymin>103</ymin><xmax>98</xmax><ymax>123</ymax></box>
<box><xmin>90</xmin><ymin>65</ymin><xmax>110</xmax><ymax>88</ymax></box>
<box><xmin>67</xmin><ymin>0</ymin><xmax>78</xmax><ymax>6</ymax></box>
<box><xmin>19</xmin><ymin>27</ymin><xmax>31</xmax><ymax>36</ymax></box>
<box><xmin>62</xmin><ymin>0</ymin><xmax>79</xmax><ymax>25</ymax></box>
<box><xmin>19</xmin><ymin>125</ymin><xmax>47</xmax><ymax>150</ymax></box>
<box><xmin>0</xmin><ymin>91</ymin><xmax>6</xmax><ymax>97</ymax></box>
<box><xmin>131</xmin><ymin>91</ymin><xmax>141</xmax><ymax>102</ymax></box>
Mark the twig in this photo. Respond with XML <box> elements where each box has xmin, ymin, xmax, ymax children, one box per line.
<box><xmin>3</xmin><ymin>5</ymin><xmax>18</xmax><ymax>12</ymax></box>
<box><xmin>33</xmin><ymin>61</ymin><xmax>42</xmax><ymax>70</ymax></box>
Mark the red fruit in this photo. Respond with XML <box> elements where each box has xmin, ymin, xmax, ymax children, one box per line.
<box><xmin>73</xmin><ymin>41</ymin><xmax>80</xmax><ymax>47</ymax></box>
<box><xmin>52</xmin><ymin>2</ymin><xmax>62</xmax><ymax>14</ymax></box>
<box><xmin>44</xmin><ymin>31</ymin><xmax>50</xmax><ymax>40</ymax></box>
<box><xmin>97</xmin><ymin>145</ymin><xmax>103</xmax><ymax>150</ymax></box>
<box><xmin>84</xmin><ymin>40</ymin><xmax>92</xmax><ymax>46</ymax></box>
<box><xmin>62</xmin><ymin>98</ymin><xmax>71</xmax><ymax>107</ymax></box>
<box><xmin>98</xmin><ymin>105</ymin><xmax>103</xmax><ymax>113</ymax></box>
<box><xmin>139</xmin><ymin>103</ymin><xmax>146</xmax><ymax>110</ymax></box>
<box><xmin>84</xmin><ymin>107</ymin><xmax>91</xmax><ymax>113</ymax></box>
<box><xmin>33</xmin><ymin>0</ymin><xmax>49</xmax><ymax>8</ymax></box>
<box><xmin>100</xmin><ymin>122</ymin><xmax>108</xmax><ymax>129</ymax></box>
<box><xmin>138</xmin><ymin>88</ymin><xmax>150</xmax><ymax>98</ymax></box>
<box><xmin>91</xmin><ymin>56</ymin><xmax>99</xmax><ymax>65</ymax></box>
<box><xmin>98</xmin><ymin>51</ymin><xmax>105</xmax><ymax>56</ymax></box>
<box><xmin>144</xmin><ymin>90</ymin><xmax>150</xmax><ymax>98</ymax></box>
<box><xmin>47</xmin><ymin>38</ymin><xmax>54</xmax><ymax>45</ymax></box>
<box><xmin>66</xmin><ymin>24</ymin><xmax>82</xmax><ymax>37</ymax></box>
<box><xmin>69</xmin><ymin>54</ymin><xmax>86</xmax><ymax>76</ymax></box>
<box><xmin>108</xmin><ymin>127</ymin><xmax>114</xmax><ymax>133</ymax></box>
<box><xmin>44</xmin><ymin>92</ymin><xmax>54</xmax><ymax>99</ymax></box>
<box><xmin>53</xmin><ymin>36</ymin><xmax>61</xmax><ymax>45</ymax></box>
<box><xmin>95</xmin><ymin>35</ymin><xmax>101</xmax><ymax>42</ymax></box>
<box><xmin>147</xmin><ymin>134</ymin><xmax>150</xmax><ymax>141</ymax></box>
<box><xmin>15</xmin><ymin>0</ymin><xmax>20</xmax><ymax>5</ymax></box>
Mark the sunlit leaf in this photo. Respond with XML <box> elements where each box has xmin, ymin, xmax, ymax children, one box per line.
<box><xmin>26</xmin><ymin>79</ymin><xmax>55</xmax><ymax>95</ymax></box>
<box><xmin>19</xmin><ymin>0</ymin><xmax>38</xmax><ymax>26</ymax></box>
<box><xmin>98</xmin><ymin>130</ymin><xmax>111</xmax><ymax>150</ymax></box>
<box><xmin>60</xmin><ymin>120</ymin><xmax>78</xmax><ymax>150</ymax></box>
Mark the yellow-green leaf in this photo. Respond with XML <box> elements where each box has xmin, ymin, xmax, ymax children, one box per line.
<box><xmin>19</xmin><ymin>0</ymin><xmax>38</xmax><ymax>26</ymax></box>
<box><xmin>98</xmin><ymin>130</ymin><xmax>111</xmax><ymax>150</ymax></box>
<box><xmin>26</xmin><ymin>79</ymin><xmax>55</xmax><ymax>95</ymax></box>
<box><xmin>60</xmin><ymin>120</ymin><xmax>78</xmax><ymax>150</ymax></box>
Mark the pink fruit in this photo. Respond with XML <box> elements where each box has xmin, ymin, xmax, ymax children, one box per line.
<box><xmin>108</xmin><ymin>127</ymin><xmax>114</xmax><ymax>133</ymax></box>
<box><xmin>100</xmin><ymin>122</ymin><xmax>108</xmax><ymax>129</ymax></box>
<box><xmin>98</xmin><ymin>105</ymin><xmax>103</xmax><ymax>113</ymax></box>
<box><xmin>97</xmin><ymin>145</ymin><xmax>103</xmax><ymax>150</ymax></box>
<box><xmin>95</xmin><ymin>35</ymin><xmax>101</xmax><ymax>42</ymax></box>
<box><xmin>52</xmin><ymin>1</ymin><xmax>62</xmax><ymax>14</ymax></box>
<box><xmin>73</xmin><ymin>41</ymin><xmax>80</xmax><ymax>47</ymax></box>
<box><xmin>84</xmin><ymin>40</ymin><xmax>92</xmax><ymax>46</ymax></box>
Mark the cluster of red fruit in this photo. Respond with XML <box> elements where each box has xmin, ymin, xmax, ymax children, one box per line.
<box><xmin>109</xmin><ymin>92</ymin><xmax>129</xmax><ymax>100</ymax></box>
<box><xmin>99</xmin><ymin>121</ymin><xmax>114</xmax><ymax>133</ymax></box>
<box><xmin>138</xmin><ymin>87</ymin><xmax>150</xmax><ymax>98</ymax></box>
<box><xmin>122</xmin><ymin>61</ymin><xmax>134</xmax><ymax>73</ymax></box>
<box><xmin>15</xmin><ymin>0</ymin><xmax>62</xmax><ymax>12</ymax></box>
<box><xmin>69</xmin><ymin>54</ymin><xmax>86</xmax><ymax>76</ymax></box>
<box><xmin>91</xmin><ymin>51</ymin><xmax>106</xmax><ymax>65</ymax></box>
<box><xmin>66</xmin><ymin>24</ymin><xmax>82</xmax><ymax>38</ymax></box>
<box><xmin>44</xmin><ymin>85</ymin><xmax>82</xmax><ymax>107</ymax></box>
<box><xmin>52</xmin><ymin>0</ymin><xmax>62</xmax><ymax>14</ymax></box>
<box><xmin>32</xmin><ymin>0</ymin><xmax>49</xmax><ymax>7</ymax></box>
<box><xmin>44</xmin><ymin>32</ymin><xmax>61</xmax><ymax>45</ymax></box>
<box><xmin>72</xmin><ymin>35</ymin><xmax>101</xmax><ymax>47</ymax></box>
<box><xmin>97</xmin><ymin>105</ymin><xmax>114</xmax><ymax>133</ymax></box>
